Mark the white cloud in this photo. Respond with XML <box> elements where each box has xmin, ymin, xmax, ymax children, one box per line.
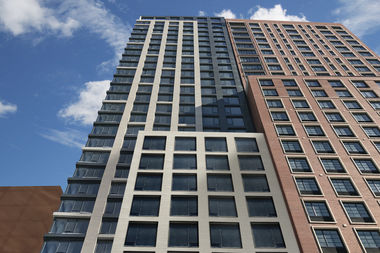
<box><xmin>40</xmin><ymin>128</ymin><xmax>86</xmax><ymax>148</ymax></box>
<box><xmin>0</xmin><ymin>0</ymin><xmax>80</xmax><ymax>36</ymax></box>
<box><xmin>0</xmin><ymin>0</ymin><xmax>131</xmax><ymax>68</ymax></box>
<box><xmin>0</xmin><ymin>100</ymin><xmax>17</xmax><ymax>117</ymax></box>
<box><xmin>198</xmin><ymin>10</ymin><xmax>206</xmax><ymax>17</ymax></box>
<box><xmin>249</xmin><ymin>4</ymin><xmax>307</xmax><ymax>21</ymax></box>
<box><xmin>214</xmin><ymin>9</ymin><xmax>236</xmax><ymax>19</ymax></box>
<box><xmin>58</xmin><ymin>80</ymin><xmax>110</xmax><ymax>125</ymax></box>
<box><xmin>334</xmin><ymin>0</ymin><xmax>380</xmax><ymax>37</ymax></box>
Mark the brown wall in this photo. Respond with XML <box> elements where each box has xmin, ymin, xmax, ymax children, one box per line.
<box><xmin>0</xmin><ymin>186</ymin><xmax>62</xmax><ymax>253</ymax></box>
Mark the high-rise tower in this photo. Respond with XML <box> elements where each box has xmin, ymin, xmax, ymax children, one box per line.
<box><xmin>41</xmin><ymin>16</ymin><xmax>380</xmax><ymax>253</ymax></box>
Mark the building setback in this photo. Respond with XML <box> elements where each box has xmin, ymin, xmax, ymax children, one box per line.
<box><xmin>0</xmin><ymin>186</ymin><xmax>61</xmax><ymax>253</ymax></box>
<box><xmin>41</xmin><ymin>16</ymin><xmax>380</xmax><ymax>253</ymax></box>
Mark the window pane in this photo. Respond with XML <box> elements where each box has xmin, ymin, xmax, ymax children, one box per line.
<box><xmin>173</xmin><ymin>154</ymin><xmax>197</xmax><ymax>170</ymax></box>
<box><xmin>210</xmin><ymin>223</ymin><xmax>242</xmax><ymax>248</ymax></box>
<box><xmin>251</xmin><ymin>223</ymin><xmax>285</xmax><ymax>248</ymax></box>
<box><xmin>205</xmin><ymin>137</ymin><xmax>227</xmax><ymax>152</ymax></box>
<box><xmin>235</xmin><ymin>138</ymin><xmax>259</xmax><ymax>152</ymax></box>
<box><xmin>304</xmin><ymin>201</ymin><xmax>333</xmax><ymax>221</ymax></box>
<box><xmin>209</xmin><ymin>197</ymin><xmax>237</xmax><ymax>217</ymax></box>
<box><xmin>130</xmin><ymin>196</ymin><xmax>160</xmax><ymax>216</ymax></box>
<box><xmin>175</xmin><ymin>137</ymin><xmax>196</xmax><ymax>151</ymax></box>
<box><xmin>247</xmin><ymin>197</ymin><xmax>277</xmax><ymax>217</ymax></box>
<box><xmin>172</xmin><ymin>174</ymin><xmax>197</xmax><ymax>191</ymax></box>
<box><xmin>125</xmin><ymin>223</ymin><xmax>157</xmax><ymax>246</ymax></box>
<box><xmin>242</xmin><ymin>175</ymin><xmax>269</xmax><ymax>192</ymax></box>
<box><xmin>342</xmin><ymin>202</ymin><xmax>373</xmax><ymax>223</ymax></box>
<box><xmin>207</xmin><ymin>174</ymin><xmax>234</xmax><ymax>192</ymax></box>
<box><xmin>139</xmin><ymin>154</ymin><xmax>164</xmax><ymax>170</ymax></box>
<box><xmin>315</xmin><ymin>229</ymin><xmax>347</xmax><ymax>252</ymax></box>
<box><xmin>170</xmin><ymin>196</ymin><xmax>198</xmax><ymax>216</ymax></box>
<box><xmin>238</xmin><ymin>155</ymin><xmax>264</xmax><ymax>170</ymax></box>
<box><xmin>169</xmin><ymin>223</ymin><xmax>198</xmax><ymax>247</ymax></box>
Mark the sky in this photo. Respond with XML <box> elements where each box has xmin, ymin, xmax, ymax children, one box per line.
<box><xmin>0</xmin><ymin>0</ymin><xmax>379</xmax><ymax>189</ymax></box>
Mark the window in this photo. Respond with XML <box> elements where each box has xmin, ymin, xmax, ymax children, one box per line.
<box><xmin>333</xmin><ymin>126</ymin><xmax>355</xmax><ymax>137</ymax></box>
<box><xmin>314</xmin><ymin>229</ymin><xmax>348</xmax><ymax>253</ymax></box>
<box><xmin>288</xmin><ymin>157</ymin><xmax>312</xmax><ymax>172</ymax></box>
<box><xmin>353</xmin><ymin>159</ymin><xmax>379</xmax><ymax>174</ymax></box>
<box><xmin>209</xmin><ymin>197</ymin><xmax>237</xmax><ymax>216</ymax></box>
<box><xmin>172</xmin><ymin>174</ymin><xmax>197</xmax><ymax>191</ymax></box>
<box><xmin>267</xmin><ymin>99</ymin><xmax>283</xmax><ymax>108</ymax></box>
<box><xmin>170</xmin><ymin>196</ymin><xmax>197</xmax><ymax>216</ymax></box>
<box><xmin>282</xmin><ymin>140</ymin><xmax>303</xmax><ymax>153</ymax></box>
<box><xmin>247</xmin><ymin>197</ymin><xmax>276</xmax><ymax>217</ymax></box>
<box><xmin>259</xmin><ymin>79</ymin><xmax>274</xmax><ymax>86</ymax></box>
<box><xmin>367</xmin><ymin>179</ymin><xmax>380</xmax><ymax>196</ymax></box>
<box><xmin>100</xmin><ymin>218</ymin><xmax>117</xmax><ymax>234</ymax></box>
<box><xmin>361</xmin><ymin>90</ymin><xmax>378</xmax><ymax>98</ymax></box>
<box><xmin>328</xmin><ymin>80</ymin><xmax>344</xmax><ymax>87</ymax></box>
<box><xmin>95</xmin><ymin>240</ymin><xmax>112</xmax><ymax>253</ymax></box>
<box><xmin>321</xmin><ymin>158</ymin><xmax>345</xmax><ymax>173</ymax></box>
<box><xmin>342</xmin><ymin>202</ymin><xmax>373</xmax><ymax>223</ymax></box>
<box><xmin>169</xmin><ymin>223</ymin><xmax>198</xmax><ymax>247</ymax></box>
<box><xmin>331</xmin><ymin>178</ymin><xmax>359</xmax><ymax>196</ymax></box>
<box><xmin>312</xmin><ymin>140</ymin><xmax>334</xmax><ymax>153</ymax></box>
<box><xmin>363</xmin><ymin>126</ymin><xmax>380</xmax><ymax>137</ymax></box>
<box><xmin>235</xmin><ymin>138</ymin><xmax>259</xmax><ymax>152</ymax></box>
<box><xmin>293</xmin><ymin>100</ymin><xmax>310</xmax><ymax>108</ymax></box>
<box><xmin>312</xmin><ymin>90</ymin><xmax>328</xmax><ymax>97</ymax></box>
<box><xmin>134</xmin><ymin>173</ymin><xmax>162</xmax><ymax>191</ymax></box>
<box><xmin>251</xmin><ymin>223</ymin><xmax>285</xmax><ymax>248</ymax></box>
<box><xmin>49</xmin><ymin>218</ymin><xmax>89</xmax><ymax>234</ymax></box>
<box><xmin>41</xmin><ymin>240</ymin><xmax>83</xmax><ymax>253</ymax></box>
<box><xmin>318</xmin><ymin>100</ymin><xmax>336</xmax><ymax>109</ymax></box>
<box><xmin>357</xmin><ymin>230</ymin><xmax>380</xmax><ymax>251</ymax></box>
<box><xmin>282</xmin><ymin>79</ymin><xmax>297</xmax><ymax>86</ymax></box>
<box><xmin>205</xmin><ymin>137</ymin><xmax>227</xmax><ymax>152</ymax></box>
<box><xmin>130</xmin><ymin>196</ymin><xmax>160</xmax><ymax>216</ymax></box>
<box><xmin>325</xmin><ymin>112</ymin><xmax>344</xmax><ymax>122</ymax></box>
<box><xmin>343</xmin><ymin>141</ymin><xmax>367</xmax><ymax>154</ymax></box>
<box><xmin>305</xmin><ymin>125</ymin><xmax>325</xmax><ymax>136</ymax></box>
<box><xmin>238</xmin><ymin>155</ymin><xmax>264</xmax><ymax>170</ymax></box>
<box><xmin>207</xmin><ymin>174</ymin><xmax>233</xmax><ymax>191</ymax></box>
<box><xmin>263</xmin><ymin>89</ymin><xmax>278</xmax><ymax>96</ymax></box>
<box><xmin>242</xmin><ymin>174</ymin><xmax>269</xmax><ymax>192</ymax></box>
<box><xmin>298</xmin><ymin>111</ymin><xmax>317</xmax><ymax>122</ymax></box>
<box><xmin>139</xmin><ymin>154</ymin><xmax>165</xmax><ymax>170</ymax></box>
<box><xmin>370</xmin><ymin>101</ymin><xmax>380</xmax><ymax>109</ymax></box>
<box><xmin>59</xmin><ymin>199</ymin><xmax>95</xmax><ymax>213</ymax></box>
<box><xmin>296</xmin><ymin>178</ymin><xmax>322</xmax><ymax>195</ymax></box>
<box><xmin>173</xmin><ymin>154</ymin><xmax>197</xmax><ymax>170</ymax></box>
<box><xmin>304</xmin><ymin>201</ymin><xmax>333</xmax><ymax>222</ymax></box>
<box><xmin>276</xmin><ymin>125</ymin><xmax>295</xmax><ymax>136</ymax></box>
<box><xmin>271</xmin><ymin>111</ymin><xmax>289</xmax><ymax>121</ymax></box>
<box><xmin>125</xmin><ymin>223</ymin><xmax>157</xmax><ymax>246</ymax></box>
<box><xmin>287</xmin><ymin>89</ymin><xmax>303</xmax><ymax>96</ymax></box>
<box><xmin>210</xmin><ymin>223</ymin><xmax>242</xmax><ymax>248</ymax></box>
<box><xmin>343</xmin><ymin>100</ymin><xmax>362</xmax><ymax>110</ymax></box>
<box><xmin>79</xmin><ymin>152</ymin><xmax>110</xmax><ymax>163</ymax></box>
<box><xmin>335</xmin><ymin>89</ymin><xmax>352</xmax><ymax>98</ymax></box>
<box><xmin>305</xmin><ymin>80</ymin><xmax>321</xmax><ymax>87</ymax></box>
<box><xmin>175</xmin><ymin>137</ymin><xmax>196</xmax><ymax>151</ymax></box>
<box><xmin>353</xmin><ymin>113</ymin><xmax>372</xmax><ymax>122</ymax></box>
<box><xmin>142</xmin><ymin>136</ymin><xmax>166</xmax><ymax>150</ymax></box>
<box><xmin>109</xmin><ymin>183</ymin><xmax>126</xmax><ymax>196</ymax></box>
<box><xmin>352</xmin><ymin>80</ymin><xmax>369</xmax><ymax>88</ymax></box>
<box><xmin>206</xmin><ymin>155</ymin><xmax>229</xmax><ymax>170</ymax></box>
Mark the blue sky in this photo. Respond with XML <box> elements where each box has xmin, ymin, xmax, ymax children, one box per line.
<box><xmin>0</xmin><ymin>0</ymin><xmax>379</xmax><ymax>189</ymax></box>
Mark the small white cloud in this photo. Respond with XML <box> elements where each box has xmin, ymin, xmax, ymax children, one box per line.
<box><xmin>40</xmin><ymin>128</ymin><xmax>86</xmax><ymax>148</ymax></box>
<box><xmin>0</xmin><ymin>100</ymin><xmax>17</xmax><ymax>117</ymax></box>
<box><xmin>334</xmin><ymin>0</ymin><xmax>380</xmax><ymax>37</ymax></box>
<box><xmin>214</xmin><ymin>9</ymin><xmax>236</xmax><ymax>19</ymax></box>
<box><xmin>198</xmin><ymin>10</ymin><xmax>206</xmax><ymax>16</ymax></box>
<box><xmin>58</xmin><ymin>80</ymin><xmax>110</xmax><ymax>125</ymax></box>
<box><xmin>249</xmin><ymin>4</ymin><xmax>308</xmax><ymax>21</ymax></box>
<box><xmin>0</xmin><ymin>0</ymin><xmax>131</xmax><ymax>69</ymax></box>
<box><xmin>0</xmin><ymin>0</ymin><xmax>80</xmax><ymax>36</ymax></box>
